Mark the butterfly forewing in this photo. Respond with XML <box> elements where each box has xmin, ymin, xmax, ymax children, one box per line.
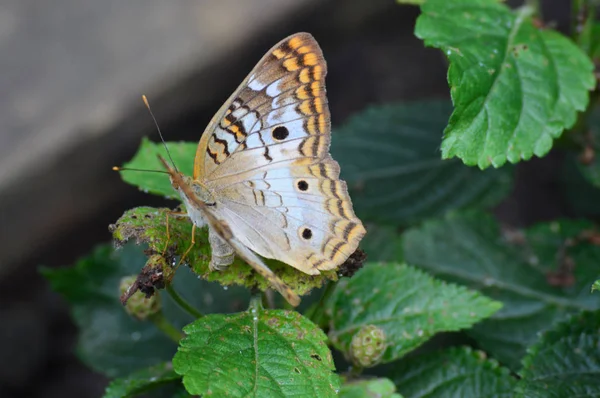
<box><xmin>194</xmin><ymin>32</ymin><xmax>365</xmax><ymax>275</ymax></box>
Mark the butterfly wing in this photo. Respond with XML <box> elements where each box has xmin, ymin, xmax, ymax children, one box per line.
<box><xmin>195</xmin><ymin>32</ymin><xmax>365</xmax><ymax>275</ymax></box>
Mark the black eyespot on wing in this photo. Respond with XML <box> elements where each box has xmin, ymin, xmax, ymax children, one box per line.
<box><xmin>302</xmin><ymin>228</ymin><xmax>312</xmax><ymax>239</ymax></box>
<box><xmin>297</xmin><ymin>180</ymin><xmax>309</xmax><ymax>191</ymax></box>
<box><xmin>272</xmin><ymin>126</ymin><xmax>289</xmax><ymax>141</ymax></box>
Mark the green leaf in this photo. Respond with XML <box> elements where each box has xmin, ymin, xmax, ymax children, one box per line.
<box><xmin>42</xmin><ymin>245</ymin><xmax>177</xmax><ymax>377</ymax></box>
<box><xmin>561</xmin><ymin>152</ymin><xmax>600</xmax><ymax>217</ymax></box>
<box><xmin>359</xmin><ymin>224</ymin><xmax>404</xmax><ymax>263</ymax></box>
<box><xmin>340</xmin><ymin>378</ymin><xmax>403</xmax><ymax>398</ymax></box>
<box><xmin>117</xmin><ymin>137</ymin><xmax>197</xmax><ymax>197</ymax></box>
<box><xmin>591</xmin><ymin>24</ymin><xmax>600</xmax><ymax>59</ymax></box>
<box><xmin>111</xmin><ymin>206</ymin><xmax>336</xmax><ymax>296</ymax></box>
<box><xmin>516</xmin><ymin>310</ymin><xmax>600</xmax><ymax>397</ymax></box>
<box><xmin>173</xmin><ymin>307</ymin><xmax>339</xmax><ymax>397</ymax></box>
<box><xmin>103</xmin><ymin>362</ymin><xmax>181</xmax><ymax>398</ymax></box>
<box><xmin>391</xmin><ymin>347</ymin><xmax>516</xmax><ymax>398</ymax></box>
<box><xmin>402</xmin><ymin>211</ymin><xmax>600</xmax><ymax>369</ymax></box>
<box><xmin>592</xmin><ymin>280</ymin><xmax>600</xmax><ymax>293</ymax></box>
<box><xmin>326</xmin><ymin>263</ymin><xmax>501</xmax><ymax>364</ymax></box>
<box><xmin>42</xmin><ymin>243</ymin><xmax>251</xmax><ymax>377</ymax></box>
<box><xmin>415</xmin><ymin>0</ymin><xmax>595</xmax><ymax>168</ymax></box>
<box><xmin>331</xmin><ymin>101</ymin><xmax>513</xmax><ymax>224</ymax></box>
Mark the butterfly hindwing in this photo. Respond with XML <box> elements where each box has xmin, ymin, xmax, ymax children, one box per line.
<box><xmin>214</xmin><ymin>158</ymin><xmax>365</xmax><ymax>274</ymax></box>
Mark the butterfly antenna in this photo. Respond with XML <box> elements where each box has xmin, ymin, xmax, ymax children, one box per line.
<box><xmin>112</xmin><ymin>166</ymin><xmax>169</xmax><ymax>174</ymax></box>
<box><xmin>142</xmin><ymin>95</ymin><xmax>179</xmax><ymax>172</ymax></box>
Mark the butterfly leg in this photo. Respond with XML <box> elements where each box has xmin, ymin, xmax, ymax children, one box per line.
<box><xmin>208</xmin><ymin>226</ymin><xmax>235</xmax><ymax>271</ymax></box>
<box><xmin>162</xmin><ymin>210</ymin><xmax>188</xmax><ymax>256</ymax></box>
<box><xmin>178</xmin><ymin>224</ymin><xmax>196</xmax><ymax>267</ymax></box>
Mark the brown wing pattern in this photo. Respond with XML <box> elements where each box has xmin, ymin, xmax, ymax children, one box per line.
<box><xmin>192</xmin><ymin>33</ymin><xmax>365</xmax><ymax>274</ymax></box>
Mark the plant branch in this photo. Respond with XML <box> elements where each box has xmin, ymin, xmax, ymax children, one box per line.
<box><xmin>306</xmin><ymin>281</ymin><xmax>337</xmax><ymax>323</ymax></box>
<box><xmin>149</xmin><ymin>313</ymin><xmax>184</xmax><ymax>343</ymax></box>
<box><xmin>166</xmin><ymin>284</ymin><xmax>204</xmax><ymax>319</ymax></box>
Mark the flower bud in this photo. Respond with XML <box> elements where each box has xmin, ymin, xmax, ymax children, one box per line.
<box><xmin>349</xmin><ymin>324</ymin><xmax>387</xmax><ymax>368</ymax></box>
<box><xmin>119</xmin><ymin>275</ymin><xmax>161</xmax><ymax>320</ymax></box>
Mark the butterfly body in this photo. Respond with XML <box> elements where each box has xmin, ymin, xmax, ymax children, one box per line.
<box><xmin>162</xmin><ymin>33</ymin><xmax>365</xmax><ymax>305</ymax></box>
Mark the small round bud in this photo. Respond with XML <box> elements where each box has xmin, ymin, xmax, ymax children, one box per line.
<box><xmin>349</xmin><ymin>324</ymin><xmax>387</xmax><ymax>368</ymax></box>
<box><xmin>119</xmin><ymin>275</ymin><xmax>161</xmax><ymax>320</ymax></box>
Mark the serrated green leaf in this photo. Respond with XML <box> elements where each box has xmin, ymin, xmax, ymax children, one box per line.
<box><xmin>331</xmin><ymin>101</ymin><xmax>513</xmax><ymax>224</ymax></box>
<box><xmin>117</xmin><ymin>137</ymin><xmax>196</xmax><ymax>197</ymax></box>
<box><xmin>102</xmin><ymin>362</ymin><xmax>181</xmax><ymax>398</ymax></box>
<box><xmin>340</xmin><ymin>378</ymin><xmax>403</xmax><ymax>398</ymax></box>
<box><xmin>42</xmin><ymin>243</ymin><xmax>251</xmax><ymax>377</ymax></box>
<box><xmin>326</xmin><ymin>263</ymin><xmax>501</xmax><ymax>364</ymax></box>
<box><xmin>592</xmin><ymin>280</ymin><xmax>600</xmax><ymax>292</ymax></box>
<box><xmin>111</xmin><ymin>206</ymin><xmax>336</xmax><ymax>296</ymax></box>
<box><xmin>402</xmin><ymin>212</ymin><xmax>600</xmax><ymax>369</ymax></box>
<box><xmin>173</xmin><ymin>308</ymin><xmax>339</xmax><ymax>397</ymax></box>
<box><xmin>516</xmin><ymin>311</ymin><xmax>600</xmax><ymax>397</ymax></box>
<box><xmin>415</xmin><ymin>0</ymin><xmax>595</xmax><ymax>168</ymax></box>
<box><xmin>391</xmin><ymin>346</ymin><xmax>516</xmax><ymax>398</ymax></box>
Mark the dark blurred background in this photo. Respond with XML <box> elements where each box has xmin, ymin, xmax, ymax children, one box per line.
<box><xmin>0</xmin><ymin>0</ymin><xmax>572</xmax><ymax>397</ymax></box>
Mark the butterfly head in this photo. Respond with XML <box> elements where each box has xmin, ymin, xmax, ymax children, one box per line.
<box><xmin>157</xmin><ymin>155</ymin><xmax>216</xmax><ymax>207</ymax></box>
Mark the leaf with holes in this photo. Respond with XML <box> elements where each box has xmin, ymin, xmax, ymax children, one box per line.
<box><xmin>110</xmin><ymin>206</ymin><xmax>336</xmax><ymax>295</ymax></box>
<box><xmin>173</xmin><ymin>306</ymin><xmax>339</xmax><ymax>397</ymax></box>
<box><xmin>326</xmin><ymin>263</ymin><xmax>501</xmax><ymax>364</ymax></box>
<box><xmin>415</xmin><ymin>0</ymin><xmax>594</xmax><ymax>168</ymax></box>
<box><xmin>391</xmin><ymin>347</ymin><xmax>516</xmax><ymax>398</ymax></box>
<box><xmin>332</xmin><ymin>101</ymin><xmax>513</xmax><ymax>224</ymax></box>
<box><xmin>515</xmin><ymin>311</ymin><xmax>600</xmax><ymax>397</ymax></box>
<box><xmin>402</xmin><ymin>211</ymin><xmax>600</xmax><ymax>369</ymax></box>
<box><xmin>116</xmin><ymin>137</ymin><xmax>197</xmax><ymax>198</ymax></box>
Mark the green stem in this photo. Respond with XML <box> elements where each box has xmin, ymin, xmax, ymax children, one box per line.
<box><xmin>524</xmin><ymin>0</ymin><xmax>541</xmax><ymax>18</ymax></box>
<box><xmin>149</xmin><ymin>313</ymin><xmax>184</xmax><ymax>343</ymax></box>
<box><xmin>166</xmin><ymin>284</ymin><xmax>204</xmax><ymax>319</ymax></box>
<box><xmin>348</xmin><ymin>365</ymin><xmax>364</xmax><ymax>379</ymax></box>
<box><xmin>249</xmin><ymin>290</ymin><xmax>264</xmax><ymax>312</ymax></box>
<box><xmin>306</xmin><ymin>281</ymin><xmax>337</xmax><ymax>323</ymax></box>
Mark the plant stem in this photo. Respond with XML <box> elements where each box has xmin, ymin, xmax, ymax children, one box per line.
<box><xmin>524</xmin><ymin>0</ymin><xmax>541</xmax><ymax>18</ymax></box>
<box><xmin>249</xmin><ymin>290</ymin><xmax>264</xmax><ymax>312</ymax></box>
<box><xmin>306</xmin><ymin>281</ymin><xmax>337</xmax><ymax>323</ymax></box>
<box><xmin>166</xmin><ymin>284</ymin><xmax>204</xmax><ymax>319</ymax></box>
<box><xmin>348</xmin><ymin>365</ymin><xmax>364</xmax><ymax>379</ymax></box>
<box><xmin>263</xmin><ymin>290</ymin><xmax>276</xmax><ymax>309</ymax></box>
<box><xmin>150</xmin><ymin>313</ymin><xmax>184</xmax><ymax>343</ymax></box>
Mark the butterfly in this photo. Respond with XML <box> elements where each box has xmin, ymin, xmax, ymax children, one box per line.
<box><xmin>159</xmin><ymin>32</ymin><xmax>366</xmax><ymax>306</ymax></box>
